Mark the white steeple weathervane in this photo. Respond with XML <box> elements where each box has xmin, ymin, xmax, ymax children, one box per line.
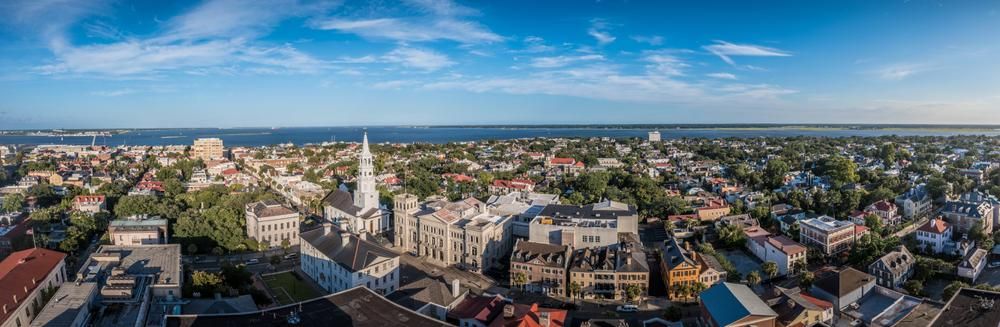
<box><xmin>354</xmin><ymin>130</ymin><xmax>378</xmax><ymax>213</ymax></box>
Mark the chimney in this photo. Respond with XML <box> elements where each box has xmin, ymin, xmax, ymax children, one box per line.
<box><xmin>539</xmin><ymin>312</ymin><xmax>550</xmax><ymax>327</ymax></box>
<box><xmin>322</xmin><ymin>222</ymin><xmax>332</xmax><ymax>235</ymax></box>
<box><xmin>451</xmin><ymin>279</ymin><xmax>461</xmax><ymax>298</ymax></box>
<box><xmin>503</xmin><ymin>304</ymin><xmax>515</xmax><ymax>318</ymax></box>
<box><xmin>340</xmin><ymin>230</ymin><xmax>352</xmax><ymax>246</ymax></box>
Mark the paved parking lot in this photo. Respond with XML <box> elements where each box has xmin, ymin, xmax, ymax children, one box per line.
<box><xmin>719</xmin><ymin>248</ymin><xmax>763</xmax><ymax>280</ymax></box>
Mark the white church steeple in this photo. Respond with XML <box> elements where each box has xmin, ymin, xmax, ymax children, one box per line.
<box><xmin>354</xmin><ymin>131</ymin><xmax>378</xmax><ymax>212</ymax></box>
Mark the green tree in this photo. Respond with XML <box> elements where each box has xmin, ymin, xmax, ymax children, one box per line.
<box><xmin>719</xmin><ymin>223</ymin><xmax>746</xmax><ymax>248</ymax></box>
<box><xmin>764</xmin><ymin>159</ymin><xmax>790</xmax><ymax>190</ymax></box>
<box><xmin>513</xmin><ymin>272</ymin><xmax>527</xmax><ymax>290</ymax></box>
<box><xmin>903</xmin><ymin>280</ymin><xmax>924</xmax><ymax>296</ymax></box>
<box><xmin>569</xmin><ymin>281</ymin><xmax>582</xmax><ymax>299</ymax></box>
<box><xmin>747</xmin><ymin>271</ymin><xmax>762</xmax><ymax>288</ymax></box>
<box><xmin>823</xmin><ymin>156</ymin><xmax>859</xmax><ymax>188</ymax></box>
<box><xmin>192</xmin><ymin>271</ymin><xmax>224</xmax><ymax>296</ymax></box>
<box><xmin>761</xmin><ymin>262</ymin><xmax>778</xmax><ymax>280</ymax></box>
<box><xmin>864</xmin><ymin>214</ymin><xmax>884</xmax><ymax>236</ymax></box>
<box><xmin>799</xmin><ymin>271</ymin><xmax>815</xmax><ymax>289</ymax></box>
<box><xmin>2</xmin><ymin>193</ymin><xmax>24</xmax><ymax>213</ymax></box>
<box><xmin>942</xmin><ymin>281</ymin><xmax>970</xmax><ymax>300</ymax></box>
<box><xmin>625</xmin><ymin>284</ymin><xmax>643</xmax><ymax>303</ymax></box>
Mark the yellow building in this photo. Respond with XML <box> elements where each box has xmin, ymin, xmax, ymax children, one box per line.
<box><xmin>661</xmin><ymin>237</ymin><xmax>702</xmax><ymax>301</ymax></box>
<box><xmin>192</xmin><ymin>138</ymin><xmax>224</xmax><ymax>161</ymax></box>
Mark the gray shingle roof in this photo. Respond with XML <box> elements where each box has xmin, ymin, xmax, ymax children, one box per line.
<box><xmin>300</xmin><ymin>226</ymin><xmax>397</xmax><ymax>271</ymax></box>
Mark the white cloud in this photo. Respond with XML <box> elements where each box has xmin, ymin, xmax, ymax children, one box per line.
<box><xmin>529</xmin><ymin>54</ymin><xmax>604</xmax><ymax>68</ymax></box>
<box><xmin>719</xmin><ymin>84</ymin><xmax>797</xmax><ymax>99</ymax></box>
<box><xmin>707</xmin><ymin>72</ymin><xmax>737</xmax><ymax>80</ymax></box>
<box><xmin>382</xmin><ymin>47</ymin><xmax>454</xmax><ymax>71</ymax></box>
<box><xmin>642</xmin><ymin>52</ymin><xmax>689</xmax><ymax>77</ymax></box>
<box><xmin>24</xmin><ymin>0</ymin><xmax>332</xmax><ymax>77</ymax></box>
<box><xmin>703</xmin><ymin>40</ymin><xmax>791</xmax><ymax>65</ymax></box>
<box><xmin>587</xmin><ymin>19</ymin><xmax>615</xmax><ymax>45</ymax></box>
<box><xmin>631</xmin><ymin>35</ymin><xmax>663</xmax><ymax>46</ymax></box>
<box><xmin>516</xmin><ymin>36</ymin><xmax>555</xmax><ymax>53</ymax></box>
<box><xmin>875</xmin><ymin>63</ymin><xmax>932</xmax><ymax>80</ymax></box>
<box><xmin>91</xmin><ymin>88</ymin><xmax>135</xmax><ymax>97</ymax></box>
<box><xmin>312</xmin><ymin>0</ymin><xmax>501</xmax><ymax>44</ymax></box>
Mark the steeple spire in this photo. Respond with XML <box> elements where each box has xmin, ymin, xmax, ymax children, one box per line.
<box><xmin>354</xmin><ymin>130</ymin><xmax>378</xmax><ymax>212</ymax></box>
<box><xmin>362</xmin><ymin>130</ymin><xmax>370</xmax><ymax>154</ymax></box>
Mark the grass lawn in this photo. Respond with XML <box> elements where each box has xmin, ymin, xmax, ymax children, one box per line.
<box><xmin>262</xmin><ymin>271</ymin><xmax>321</xmax><ymax>305</ymax></box>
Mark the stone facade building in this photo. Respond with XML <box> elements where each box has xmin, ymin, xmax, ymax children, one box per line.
<box><xmin>300</xmin><ymin>223</ymin><xmax>399</xmax><ymax>295</ymax></box>
<box><xmin>568</xmin><ymin>233</ymin><xmax>649</xmax><ymax>301</ymax></box>
<box><xmin>393</xmin><ymin>194</ymin><xmax>513</xmax><ymax>273</ymax></box>
<box><xmin>245</xmin><ymin>200</ymin><xmax>300</xmax><ymax>248</ymax></box>
<box><xmin>509</xmin><ymin>239</ymin><xmax>570</xmax><ymax>297</ymax></box>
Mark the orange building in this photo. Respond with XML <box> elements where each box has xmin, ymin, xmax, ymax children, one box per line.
<box><xmin>661</xmin><ymin>237</ymin><xmax>702</xmax><ymax>301</ymax></box>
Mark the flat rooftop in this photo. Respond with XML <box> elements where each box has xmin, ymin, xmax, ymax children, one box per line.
<box><xmin>164</xmin><ymin>287</ymin><xmax>452</xmax><ymax>327</ymax></box>
<box><xmin>89</xmin><ymin>244</ymin><xmax>181</xmax><ymax>286</ymax></box>
<box><xmin>30</xmin><ymin>282</ymin><xmax>98</xmax><ymax>326</ymax></box>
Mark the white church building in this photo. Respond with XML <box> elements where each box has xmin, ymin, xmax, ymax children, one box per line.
<box><xmin>321</xmin><ymin>132</ymin><xmax>391</xmax><ymax>235</ymax></box>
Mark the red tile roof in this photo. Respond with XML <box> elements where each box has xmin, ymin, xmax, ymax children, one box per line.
<box><xmin>868</xmin><ymin>199</ymin><xmax>896</xmax><ymax>212</ymax></box>
<box><xmin>767</xmin><ymin>235</ymin><xmax>807</xmax><ymax>256</ymax></box>
<box><xmin>488</xmin><ymin>303</ymin><xmax>567</xmax><ymax>327</ymax></box>
<box><xmin>73</xmin><ymin>195</ymin><xmax>106</xmax><ymax>204</ymax></box>
<box><xmin>0</xmin><ymin>248</ymin><xmax>66</xmax><ymax>323</ymax></box>
<box><xmin>917</xmin><ymin>218</ymin><xmax>950</xmax><ymax>234</ymax></box>
<box><xmin>800</xmin><ymin>292</ymin><xmax>833</xmax><ymax>309</ymax></box>
<box><xmin>548</xmin><ymin>157</ymin><xmax>575</xmax><ymax>165</ymax></box>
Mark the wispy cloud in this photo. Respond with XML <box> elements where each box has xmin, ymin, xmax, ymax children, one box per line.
<box><xmin>875</xmin><ymin>63</ymin><xmax>932</xmax><ymax>80</ymax></box>
<box><xmin>15</xmin><ymin>0</ymin><xmax>333</xmax><ymax>77</ymax></box>
<box><xmin>642</xmin><ymin>51</ymin><xmax>689</xmax><ymax>77</ymax></box>
<box><xmin>382</xmin><ymin>47</ymin><xmax>454</xmax><ymax>71</ymax></box>
<box><xmin>587</xmin><ymin>19</ymin><xmax>616</xmax><ymax>45</ymax></box>
<box><xmin>706</xmin><ymin>72</ymin><xmax>737</xmax><ymax>80</ymax></box>
<box><xmin>631</xmin><ymin>35</ymin><xmax>663</xmax><ymax>46</ymax></box>
<box><xmin>529</xmin><ymin>54</ymin><xmax>604</xmax><ymax>68</ymax></box>
<box><xmin>311</xmin><ymin>0</ymin><xmax>501</xmax><ymax>44</ymax></box>
<box><xmin>91</xmin><ymin>88</ymin><xmax>135</xmax><ymax>97</ymax></box>
<box><xmin>516</xmin><ymin>36</ymin><xmax>556</xmax><ymax>53</ymax></box>
<box><xmin>703</xmin><ymin>40</ymin><xmax>791</xmax><ymax>65</ymax></box>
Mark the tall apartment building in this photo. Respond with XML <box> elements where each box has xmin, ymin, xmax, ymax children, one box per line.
<box><xmin>192</xmin><ymin>138</ymin><xmax>224</xmax><ymax>161</ymax></box>
<box><xmin>799</xmin><ymin>216</ymin><xmax>863</xmax><ymax>255</ymax></box>
<box><xmin>648</xmin><ymin>131</ymin><xmax>661</xmax><ymax>142</ymax></box>
<box><xmin>942</xmin><ymin>191</ymin><xmax>996</xmax><ymax>235</ymax></box>
<box><xmin>245</xmin><ymin>200</ymin><xmax>300</xmax><ymax>248</ymax></box>
<box><xmin>510</xmin><ymin>239</ymin><xmax>570</xmax><ymax>297</ymax></box>
<box><xmin>568</xmin><ymin>233</ymin><xmax>649</xmax><ymax>301</ymax></box>
<box><xmin>528</xmin><ymin>201</ymin><xmax>639</xmax><ymax>248</ymax></box>
<box><xmin>300</xmin><ymin>223</ymin><xmax>399</xmax><ymax>295</ymax></box>
<box><xmin>393</xmin><ymin>194</ymin><xmax>514</xmax><ymax>273</ymax></box>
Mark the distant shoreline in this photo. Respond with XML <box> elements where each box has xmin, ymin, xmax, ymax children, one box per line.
<box><xmin>2</xmin><ymin>124</ymin><xmax>1000</xmax><ymax>135</ymax></box>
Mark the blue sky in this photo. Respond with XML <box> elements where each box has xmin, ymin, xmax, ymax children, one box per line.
<box><xmin>0</xmin><ymin>0</ymin><xmax>998</xmax><ymax>128</ymax></box>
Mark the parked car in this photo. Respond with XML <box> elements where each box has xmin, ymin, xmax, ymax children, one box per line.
<box><xmin>616</xmin><ymin>305</ymin><xmax>638</xmax><ymax>313</ymax></box>
<box><xmin>283</xmin><ymin>253</ymin><xmax>298</xmax><ymax>259</ymax></box>
<box><xmin>245</xmin><ymin>258</ymin><xmax>261</xmax><ymax>265</ymax></box>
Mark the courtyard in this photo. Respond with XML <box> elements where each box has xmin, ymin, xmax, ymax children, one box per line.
<box><xmin>261</xmin><ymin>271</ymin><xmax>321</xmax><ymax>305</ymax></box>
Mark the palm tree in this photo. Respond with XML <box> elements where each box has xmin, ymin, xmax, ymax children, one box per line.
<box><xmin>761</xmin><ymin>262</ymin><xmax>778</xmax><ymax>281</ymax></box>
<box><xmin>569</xmin><ymin>281</ymin><xmax>582</xmax><ymax>300</ymax></box>
<box><xmin>513</xmin><ymin>272</ymin><xmax>528</xmax><ymax>291</ymax></box>
<box><xmin>747</xmin><ymin>271</ymin><xmax>762</xmax><ymax>288</ymax></box>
